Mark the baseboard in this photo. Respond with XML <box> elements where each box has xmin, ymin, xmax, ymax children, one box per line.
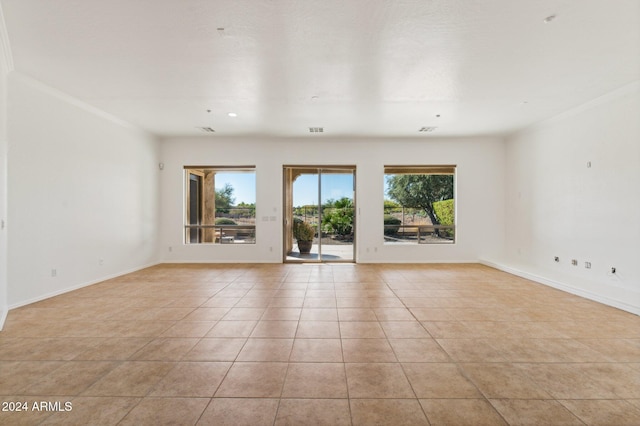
<box><xmin>8</xmin><ymin>261</ymin><xmax>161</xmax><ymax>310</ymax></box>
<box><xmin>0</xmin><ymin>307</ymin><xmax>7</xmax><ymax>331</ymax></box>
<box><xmin>358</xmin><ymin>259</ymin><xmax>480</xmax><ymax>264</ymax></box>
<box><xmin>480</xmin><ymin>259</ymin><xmax>640</xmax><ymax>316</ymax></box>
<box><xmin>162</xmin><ymin>259</ymin><xmax>277</xmax><ymax>264</ymax></box>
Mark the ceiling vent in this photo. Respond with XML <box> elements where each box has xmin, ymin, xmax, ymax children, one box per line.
<box><xmin>199</xmin><ymin>127</ymin><xmax>215</xmax><ymax>133</ymax></box>
<box><xmin>309</xmin><ymin>127</ymin><xmax>324</xmax><ymax>133</ymax></box>
<box><xmin>419</xmin><ymin>127</ymin><xmax>437</xmax><ymax>133</ymax></box>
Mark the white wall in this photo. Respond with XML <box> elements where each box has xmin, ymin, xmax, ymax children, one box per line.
<box><xmin>159</xmin><ymin>136</ymin><xmax>505</xmax><ymax>264</ymax></box>
<box><xmin>7</xmin><ymin>73</ymin><xmax>161</xmax><ymax>307</ymax></box>
<box><xmin>0</xmin><ymin>9</ymin><xmax>10</xmax><ymax>328</ymax></box>
<box><xmin>492</xmin><ymin>83</ymin><xmax>640</xmax><ymax>314</ymax></box>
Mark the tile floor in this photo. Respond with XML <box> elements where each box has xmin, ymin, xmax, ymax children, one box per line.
<box><xmin>0</xmin><ymin>263</ymin><xmax>639</xmax><ymax>425</ymax></box>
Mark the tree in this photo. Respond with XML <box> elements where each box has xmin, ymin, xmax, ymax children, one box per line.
<box><xmin>323</xmin><ymin>198</ymin><xmax>336</xmax><ymax>208</ymax></box>
<box><xmin>383</xmin><ymin>199</ymin><xmax>401</xmax><ymax>211</ymax></box>
<box><xmin>294</xmin><ymin>204</ymin><xmax>318</xmax><ymax>218</ymax></box>
<box><xmin>231</xmin><ymin>202</ymin><xmax>255</xmax><ymax>218</ymax></box>
<box><xmin>385</xmin><ymin>174</ymin><xmax>453</xmax><ymax>228</ymax></box>
<box><xmin>215</xmin><ymin>183</ymin><xmax>235</xmax><ymax>214</ymax></box>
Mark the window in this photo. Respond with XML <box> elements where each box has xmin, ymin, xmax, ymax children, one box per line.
<box><xmin>184</xmin><ymin>166</ymin><xmax>256</xmax><ymax>244</ymax></box>
<box><xmin>384</xmin><ymin>165</ymin><xmax>455</xmax><ymax>244</ymax></box>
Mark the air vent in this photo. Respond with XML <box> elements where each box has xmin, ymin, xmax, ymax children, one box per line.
<box><xmin>419</xmin><ymin>127</ymin><xmax>437</xmax><ymax>133</ymax></box>
<box><xmin>309</xmin><ymin>127</ymin><xmax>324</xmax><ymax>133</ymax></box>
<box><xmin>199</xmin><ymin>127</ymin><xmax>215</xmax><ymax>133</ymax></box>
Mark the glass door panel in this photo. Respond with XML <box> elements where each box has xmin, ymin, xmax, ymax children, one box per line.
<box><xmin>320</xmin><ymin>170</ymin><xmax>355</xmax><ymax>262</ymax></box>
<box><xmin>284</xmin><ymin>166</ymin><xmax>355</xmax><ymax>263</ymax></box>
<box><xmin>290</xmin><ymin>171</ymin><xmax>320</xmax><ymax>261</ymax></box>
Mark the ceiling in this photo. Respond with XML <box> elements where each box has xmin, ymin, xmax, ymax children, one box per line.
<box><xmin>1</xmin><ymin>0</ymin><xmax>638</xmax><ymax>138</ymax></box>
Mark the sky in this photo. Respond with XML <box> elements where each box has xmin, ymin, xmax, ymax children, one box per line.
<box><xmin>215</xmin><ymin>172</ymin><xmax>256</xmax><ymax>204</ymax></box>
<box><xmin>293</xmin><ymin>173</ymin><xmax>354</xmax><ymax>206</ymax></box>
<box><xmin>214</xmin><ymin>171</ymin><xmax>356</xmax><ymax>206</ymax></box>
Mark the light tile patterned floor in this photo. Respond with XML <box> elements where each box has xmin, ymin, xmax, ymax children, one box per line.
<box><xmin>1</xmin><ymin>263</ymin><xmax>639</xmax><ymax>425</ymax></box>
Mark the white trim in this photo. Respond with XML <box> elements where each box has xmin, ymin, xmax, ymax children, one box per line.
<box><xmin>10</xmin><ymin>72</ymin><xmax>151</xmax><ymax>135</ymax></box>
<box><xmin>0</xmin><ymin>3</ymin><xmax>14</xmax><ymax>73</ymax></box>
<box><xmin>7</xmin><ymin>262</ymin><xmax>160</xmax><ymax>310</ymax></box>
<box><xmin>0</xmin><ymin>308</ymin><xmax>7</xmax><ymax>331</ymax></box>
<box><xmin>480</xmin><ymin>259</ymin><xmax>640</xmax><ymax>316</ymax></box>
<box><xmin>161</xmin><ymin>259</ymin><xmax>276</xmax><ymax>264</ymax></box>
<box><xmin>359</xmin><ymin>259</ymin><xmax>478</xmax><ymax>264</ymax></box>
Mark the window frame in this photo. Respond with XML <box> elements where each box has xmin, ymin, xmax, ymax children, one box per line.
<box><xmin>184</xmin><ymin>166</ymin><xmax>257</xmax><ymax>245</ymax></box>
<box><xmin>383</xmin><ymin>165</ymin><xmax>456</xmax><ymax>245</ymax></box>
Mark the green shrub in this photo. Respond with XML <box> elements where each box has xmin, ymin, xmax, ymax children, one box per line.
<box><xmin>322</xmin><ymin>197</ymin><xmax>354</xmax><ymax>236</ymax></box>
<box><xmin>433</xmin><ymin>199</ymin><xmax>454</xmax><ymax>238</ymax></box>
<box><xmin>433</xmin><ymin>199</ymin><xmax>454</xmax><ymax>225</ymax></box>
<box><xmin>322</xmin><ymin>209</ymin><xmax>353</xmax><ymax>236</ymax></box>
<box><xmin>383</xmin><ymin>215</ymin><xmax>402</xmax><ymax>235</ymax></box>
<box><xmin>384</xmin><ymin>199</ymin><xmax>401</xmax><ymax>209</ymax></box>
<box><xmin>215</xmin><ymin>217</ymin><xmax>237</xmax><ymax>225</ymax></box>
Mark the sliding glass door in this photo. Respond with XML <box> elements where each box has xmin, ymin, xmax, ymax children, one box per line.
<box><xmin>284</xmin><ymin>166</ymin><xmax>355</xmax><ymax>262</ymax></box>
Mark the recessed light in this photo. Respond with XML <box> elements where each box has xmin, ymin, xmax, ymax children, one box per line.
<box><xmin>227</xmin><ymin>112</ymin><xmax>237</xmax><ymax>117</ymax></box>
<box><xmin>543</xmin><ymin>14</ymin><xmax>556</xmax><ymax>23</ymax></box>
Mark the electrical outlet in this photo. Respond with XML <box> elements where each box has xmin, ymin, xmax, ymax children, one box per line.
<box><xmin>51</xmin><ymin>269</ymin><xmax>57</xmax><ymax>277</ymax></box>
<box><xmin>585</xmin><ymin>262</ymin><xmax>591</xmax><ymax>269</ymax></box>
